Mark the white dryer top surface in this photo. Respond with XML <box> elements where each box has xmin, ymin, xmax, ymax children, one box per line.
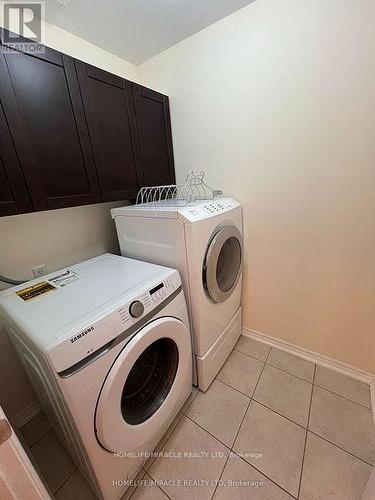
<box><xmin>111</xmin><ymin>196</ymin><xmax>241</xmax><ymax>223</ymax></box>
<box><xmin>0</xmin><ymin>254</ymin><xmax>177</xmax><ymax>350</ymax></box>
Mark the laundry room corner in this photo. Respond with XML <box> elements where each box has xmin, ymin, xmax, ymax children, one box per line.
<box><xmin>0</xmin><ymin>200</ymin><xmax>128</xmax><ymax>424</ymax></box>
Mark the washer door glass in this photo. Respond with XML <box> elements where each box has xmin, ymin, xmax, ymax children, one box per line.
<box><xmin>204</xmin><ymin>225</ymin><xmax>243</xmax><ymax>303</ymax></box>
<box><xmin>121</xmin><ymin>338</ymin><xmax>178</xmax><ymax>425</ymax></box>
<box><xmin>95</xmin><ymin>316</ymin><xmax>191</xmax><ymax>452</ymax></box>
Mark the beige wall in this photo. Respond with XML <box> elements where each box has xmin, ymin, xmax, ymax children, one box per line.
<box><xmin>0</xmin><ymin>22</ymin><xmax>136</xmax><ymax>421</ymax></box>
<box><xmin>139</xmin><ymin>0</ymin><xmax>375</xmax><ymax>373</ymax></box>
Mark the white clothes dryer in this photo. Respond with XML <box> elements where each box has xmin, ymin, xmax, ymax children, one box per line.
<box><xmin>111</xmin><ymin>197</ymin><xmax>243</xmax><ymax>390</ymax></box>
<box><xmin>0</xmin><ymin>254</ymin><xmax>192</xmax><ymax>500</ymax></box>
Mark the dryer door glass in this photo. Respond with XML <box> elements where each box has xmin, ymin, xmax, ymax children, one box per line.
<box><xmin>204</xmin><ymin>225</ymin><xmax>243</xmax><ymax>303</ymax></box>
<box><xmin>121</xmin><ymin>338</ymin><xmax>178</xmax><ymax>425</ymax></box>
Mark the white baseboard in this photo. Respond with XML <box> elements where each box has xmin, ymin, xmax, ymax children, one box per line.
<box><xmin>243</xmin><ymin>327</ymin><xmax>375</xmax><ymax>384</ymax></box>
<box><xmin>11</xmin><ymin>401</ymin><xmax>41</xmax><ymax>429</ymax></box>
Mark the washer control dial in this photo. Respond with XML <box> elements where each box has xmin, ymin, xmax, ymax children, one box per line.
<box><xmin>129</xmin><ymin>300</ymin><xmax>144</xmax><ymax>318</ymax></box>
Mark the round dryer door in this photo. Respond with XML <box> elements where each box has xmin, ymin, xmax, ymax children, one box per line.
<box><xmin>95</xmin><ymin>317</ymin><xmax>191</xmax><ymax>452</ymax></box>
<box><xmin>204</xmin><ymin>225</ymin><xmax>243</xmax><ymax>303</ymax></box>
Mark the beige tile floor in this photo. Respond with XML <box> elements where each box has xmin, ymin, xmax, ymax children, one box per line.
<box><xmin>21</xmin><ymin>336</ymin><xmax>375</xmax><ymax>500</ymax></box>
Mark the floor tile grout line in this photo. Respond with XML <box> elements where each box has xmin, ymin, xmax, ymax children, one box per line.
<box><xmin>262</xmin><ymin>362</ymin><xmax>314</xmax><ymax>386</ymax></box>
<box><xmin>150</xmin><ymin>408</ymin><xmax>296</xmax><ymax>498</ymax></box>
<box><xmin>53</xmin><ymin>467</ymin><xmax>76</xmax><ymax>496</ymax></box>
<box><xmin>232</xmin><ymin>449</ymin><xmax>299</xmax><ymax>499</ymax></box>
<box><xmin>251</xmin><ymin>398</ymin><xmax>309</xmax><ymax>430</ymax></box>
<box><xmin>148</xmin><ymin>410</ymin><xmax>192</xmax><ymax>464</ymax></box>
<box><xmin>144</xmin><ymin>354</ymin><xmax>298</xmax><ymax>500</ymax></box>
<box><xmin>156</xmin><ymin>395</ymin><xmax>296</xmax><ymax>497</ymax></box>
<box><xmin>266</xmin><ymin>360</ymin><xmax>314</xmax><ymax>384</ymax></box>
<box><xmin>143</xmin><ymin>412</ymin><xmax>184</xmax><ymax>471</ymax></box>
<box><xmin>233</xmin><ymin>347</ymin><xmax>269</xmax><ymax>364</ymax></box>
<box><xmin>251</xmin><ymin>338</ymin><xmax>371</xmax><ymax>402</ymax></box>
<box><xmin>216</xmin><ymin>375</ymin><xmax>310</xmax><ymax>432</ymax></box>
<box><xmin>146</xmin><ymin>468</ymin><xmax>176</xmax><ymax>500</ymax></box>
<box><xmin>180</xmin><ymin>387</ymin><xmax>199</xmax><ymax>415</ymax></box>
<box><xmin>313</xmin><ymin>383</ymin><xmax>372</xmax><ymax>410</ymax></box>
<box><xmin>126</xmin><ymin>469</ymin><xmax>146</xmax><ymax>500</ymax></box>
<box><xmin>184</xmin><ymin>413</ymin><xmax>232</xmax><ymax>450</ymax></box>
<box><xmin>210</xmin><ymin>454</ymin><xmax>230</xmax><ymax>500</ymax></box>
<box><xmin>232</xmin><ymin>349</ymin><xmax>305</xmax><ymax>498</ymax></box>
<box><xmin>227</xmin><ymin>350</ymin><xmax>370</xmax><ymax>411</ymax></box>
<box><xmin>297</xmin><ymin>363</ymin><xmax>316</xmax><ymax>498</ymax></box>
<box><xmin>216</xmin><ymin>377</ymin><xmax>254</xmax><ymax>399</ymax></box>
<box><xmin>307</xmin><ymin>429</ymin><xmax>375</xmax><ymax>467</ymax></box>
<box><xmin>231</xmin><ymin>349</ymin><xmax>270</xmax><ymax>448</ymax></box>
<box><xmin>27</xmin><ymin>427</ymin><xmax>52</xmax><ymax>451</ymax></box>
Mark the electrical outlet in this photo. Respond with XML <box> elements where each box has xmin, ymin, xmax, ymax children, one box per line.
<box><xmin>32</xmin><ymin>264</ymin><xmax>48</xmax><ymax>278</ymax></box>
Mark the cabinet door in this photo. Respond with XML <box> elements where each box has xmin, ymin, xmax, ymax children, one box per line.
<box><xmin>76</xmin><ymin>62</ymin><xmax>142</xmax><ymax>201</ymax></box>
<box><xmin>0</xmin><ymin>32</ymin><xmax>101</xmax><ymax>211</ymax></box>
<box><xmin>0</xmin><ymin>102</ymin><xmax>33</xmax><ymax>216</ymax></box>
<box><xmin>132</xmin><ymin>84</ymin><xmax>175</xmax><ymax>187</ymax></box>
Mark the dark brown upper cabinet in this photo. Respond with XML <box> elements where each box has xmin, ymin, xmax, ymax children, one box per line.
<box><xmin>0</xmin><ymin>102</ymin><xmax>32</xmax><ymax>216</ymax></box>
<box><xmin>0</xmin><ymin>29</ymin><xmax>175</xmax><ymax>216</ymax></box>
<box><xmin>132</xmin><ymin>84</ymin><xmax>175</xmax><ymax>186</ymax></box>
<box><xmin>0</xmin><ymin>45</ymin><xmax>101</xmax><ymax>211</ymax></box>
<box><xmin>75</xmin><ymin>62</ymin><xmax>142</xmax><ymax>202</ymax></box>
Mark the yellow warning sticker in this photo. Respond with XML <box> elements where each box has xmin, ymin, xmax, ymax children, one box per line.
<box><xmin>16</xmin><ymin>281</ymin><xmax>56</xmax><ymax>301</ymax></box>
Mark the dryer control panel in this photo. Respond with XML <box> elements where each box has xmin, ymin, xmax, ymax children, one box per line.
<box><xmin>179</xmin><ymin>197</ymin><xmax>241</xmax><ymax>223</ymax></box>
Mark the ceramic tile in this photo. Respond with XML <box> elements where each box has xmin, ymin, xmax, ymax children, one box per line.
<box><xmin>267</xmin><ymin>348</ymin><xmax>315</xmax><ymax>382</ymax></box>
<box><xmin>31</xmin><ymin>431</ymin><xmax>75</xmax><ymax>493</ymax></box>
<box><xmin>149</xmin><ymin>416</ymin><xmax>228</xmax><ymax>500</ymax></box>
<box><xmin>315</xmin><ymin>366</ymin><xmax>371</xmax><ymax>408</ymax></box>
<box><xmin>234</xmin><ymin>336</ymin><xmax>271</xmax><ymax>362</ymax></box>
<box><xmin>214</xmin><ymin>454</ymin><xmax>293</xmax><ymax>500</ymax></box>
<box><xmin>233</xmin><ymin>401</ymin><xmax>305</xmax><ymax>497</ymax></box>
<box><xmin>186</xmin><ymin>379</ymin><xmax>249</xmax><ymax>447</ymax></box>
<box><xmin>21</xmin><ymin>412</ymin><xmax>50</xmax><ymax>447</ymax></box>
<box><xmin>217</xmin><ymin>350</ymin><xmax>263</xmax><ymax>396</ymax></box>
<box><xmin>130</xmin><ymin>474</ymin><xmax>169</xmax><ymax>500</ymax></box>
<box><xmin>55</xmin><ymin>471</ymin><xmax>96</xmax><ymax>500</ymax></box>
<box><xmin>254</xmin><ymin>364</ymin><xmax>312</xmax><ymax>427</ymax></box>
<box><xmin>309</xmin><ymin>386</ymin><xmax>375</xmax><ymax>465</ymax></box>
<box><xmin>299</xmin><ymin>432</ymin><xmax>372</xmax><ymax>500</ymax></box>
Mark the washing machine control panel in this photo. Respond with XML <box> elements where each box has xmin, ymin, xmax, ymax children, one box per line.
<box><xmin>48</xmin><ymin>272</ymin><xmax>181</xmax><ymax>374</ymax></box>
<box><xmin>111</xmin><ymin>271</ymin><xmax>181</xmax><ymax>335</ymax></box>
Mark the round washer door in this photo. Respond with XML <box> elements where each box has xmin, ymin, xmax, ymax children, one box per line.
<box><xmin>95</xmin><ymin>317</ymin><xmax>191</xmax><ymax>452</ymax></box>
<box><xmin>204</xmin><ymin>225</ymin><xmax>243</xmax><ymax>303</ymax></box>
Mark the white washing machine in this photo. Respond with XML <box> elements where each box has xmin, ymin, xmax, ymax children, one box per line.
<box><xmin>111</xmin><ymin>197</ymin><xmax>243</xmax><ymax>391</ymax></box>
<box><xmin>0</xmin><ymin>254</ymin><xmax>192</xmax><ymax>500</ymax></box>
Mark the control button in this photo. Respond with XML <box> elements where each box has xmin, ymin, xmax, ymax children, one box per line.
<box><xmin>129</xmin><ymin>300</ymin><xmax>144</xmax><ymax>318</ymax></box>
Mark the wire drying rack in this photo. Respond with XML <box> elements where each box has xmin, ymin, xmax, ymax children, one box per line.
<box><xmin>136</xmin><ymin>171</ymin><xmax>222</xmax><ymax>207</ymax></box>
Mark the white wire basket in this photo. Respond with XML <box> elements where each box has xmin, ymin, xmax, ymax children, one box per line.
<box><xmin>136</xmin><ymin>171</ymin><xmax>222</xmax><ymax>207</ymax></box>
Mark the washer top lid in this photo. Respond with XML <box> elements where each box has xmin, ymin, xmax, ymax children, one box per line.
<box><xmin>0</xmin><ymin>254</ymin><xmax>177</xmax><ymax>349</ymax></box>
<box><xmin>111</xmin><ymin>196</ymin><xmax>241</xmax><ymax>222</ymax></box>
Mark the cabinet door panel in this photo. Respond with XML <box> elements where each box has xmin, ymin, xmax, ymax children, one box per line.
<box><xmin>76</xmin><ymin>62</ymin><xmax>141</xmax><ymax>201</ymax></box>
<box><xmin>0</xmin><ymin>46</ymin><xmax>101</xmax><ymax>210</ymax></box>
<box><xmin>0</xmin><ymin>102</ymin><xmax>32</xmax><ymax>216</ymax></box>
<box><xmin>132</xmin><ymin>84</ymin><xmax>175</xmax><ymax>187</ymax></box>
